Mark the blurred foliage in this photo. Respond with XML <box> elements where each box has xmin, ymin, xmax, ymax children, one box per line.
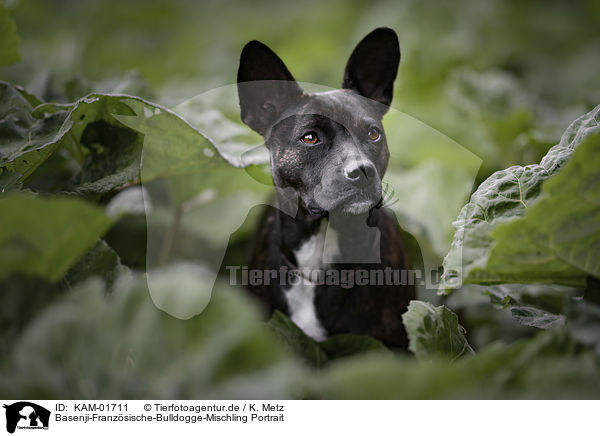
<box><xmin>0</xmin><ymin>271</ymin><xmax>306</xmax><ymax>399</ymax></box>
<box><xmin>2</xmin><ymin>0</ymin><xmax>599</xmax><ymax>175</ymax></box>
<box><xmin>0</xmin><ymin>0</ymin><xmax>599</xmax><ymax>399</ymax></box>
<box><xmin>0</xmin><ymin>2</ymin><xmax>20</xmax><ymax>66</ymax></box>
<box><xmin>312</xmin><ymin>329</ymin><xmax>600</xmax><ymax>399</ymax></box>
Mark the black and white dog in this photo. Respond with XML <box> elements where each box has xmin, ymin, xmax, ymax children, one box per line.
<box><xmin>236</xmin><ymin>28</ymin><xmax>417</xmax><ymax>348</ymax></box>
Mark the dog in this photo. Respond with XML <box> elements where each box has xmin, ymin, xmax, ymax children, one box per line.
<box><xmin>235</xmin><ymin>28</ymin><xmax>417</xmax><ymax>348</ymax></box>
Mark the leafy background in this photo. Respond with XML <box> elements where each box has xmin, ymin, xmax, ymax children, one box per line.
<box><xmin>1</xmin><ymin>0</ymin><xmax>599</xmax><ymax>399</ymax></box>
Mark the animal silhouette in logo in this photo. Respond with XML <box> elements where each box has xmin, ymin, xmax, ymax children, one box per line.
<box><xmin>3</xmin><ymin>402</ymin><xmax>50</xmax><ymax>434</ymax></box>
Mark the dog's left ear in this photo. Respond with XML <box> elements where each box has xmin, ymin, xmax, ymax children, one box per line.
<box><xmin>342</xmin><ymin>27</ymin><xmax>400</xmax><ymax>110</ymax></box>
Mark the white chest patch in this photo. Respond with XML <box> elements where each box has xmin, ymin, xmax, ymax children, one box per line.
<box><xmin>284</xmin><ymin>226</ymin><xmax>339</xmax><ymax>341</ymax></box>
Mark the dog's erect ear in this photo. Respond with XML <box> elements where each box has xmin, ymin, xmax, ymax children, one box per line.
<box><xmin>237</xmin><ymin>41</ymin><xmax>303</xmax><ymax>135</ymax></box>
<box><xmin>342</xmin><ymin>27</ymin><xmax>400</xmax><ymax>110</ymax></box>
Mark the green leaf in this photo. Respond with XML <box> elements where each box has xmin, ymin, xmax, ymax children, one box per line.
<box><xmin>486</xmin><ymin>130</ymin><xmax>600</xmax><ymax>282</ymax></box>
<box><xmin>64</xmin><ymin>239</ymin><xmax>127</xmax><ymax>289</ymax></box>
<box><xmin>112</xmin><ymin>94</ymin><xmax>272</xmax><ymax>268</ymax></box>
<box><xmin>483</xmin><ymin>283</ymin><xmax>574</xmax><ymax>329</ymax></box>
<box><xmin>402</xmin><ymin>300</ymin><xmax>473</xmax><ymax>362</ymax></box>
<box><xmin>0</xmin><ymin>3</ymin><xmax>20</xmax><ymax>67</ymax></box>
<box><xmin>112</xmin><ymin>94</ymin><xmax>272</xmax><ymax>200</ymax></box>
<box><xmin>170</xmin><ymin>88</ymin><xmax>268</xmax><ymax>168</ymax></box>
<box><xmin>0</xmin><ymin>82</ymin><xmax>145</xmax><ymax>195</ymax></box>
<box><xmin>509</xmin><ymin>306</ymin><xmax>566</xmax><ymax>329</ymax></box>
<box><xmin>442</xmin><ymin>104</ymin><xmax>600</xmax><ymax>290</ymax></box>
<box><xmin>0</xmin><ymin>82</ymin><xmax>71</xmax><ymax>181</ymax></box>
<box><xmin>267</xmin><ymin>311</ymin><xmax>388</xmax><ymax>368</ymax></box>
<box><xmin>268</xmin><ymin>310</ymin><xmax>328</xmax><ymax>367</ymax></box>
<box><xmin>0</xmin><ymin>194</ymin><xmax>113</xmax><ymax>281</ymax></box>
<box><xmin>61</xmin><ymin>95</ymin><xmax>145</xmax><ymax>196</ymax></box>
<box><xmin>319</xmin><ymin>334</ymin><xmax>387</xmax><ymax>360</ymax></box>
<box><xmin>0</xmin><ymin>167</ymin><xmax>21</xmax><ymax>192</ymax></box>
<box><xmin>113</xmin><ymin>97</ymin><xmax>235</xmax><ymax>182</ymax></box>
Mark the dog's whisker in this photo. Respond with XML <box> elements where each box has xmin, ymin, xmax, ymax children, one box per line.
<box><xmin>384</xmin><ymin>197</ymin><xmax>399</xmax><ymax>208</ymax></box>
<box><xmin>379</xmin><ymin>182</ymin><xmax>398</xmax><ymax>209</ymax></box>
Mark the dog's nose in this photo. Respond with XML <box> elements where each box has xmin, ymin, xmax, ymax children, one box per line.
<box><xmin>344</xmin><ymin>161</ymin><xmax>377</xmax><ymax>184</ymax></box>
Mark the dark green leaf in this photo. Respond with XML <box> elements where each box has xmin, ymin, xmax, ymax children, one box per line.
<box><xmin>319</xmin><ymin>334</ymin><xmax>387</xmax><ymax>360</ymax></box>
<box><xmin>0</xmin><ymin>82</ymin><xmax>71</xmax><ymax>181</ymax></box>
<box><xmin>64</xmin><ymin>239</ymin><xmax>127</xmax><ymax>289</ymax></box>
<box><xmin>268</xmin><ymin>310</ymin><xmax>327</xmax><ymax>367</ymax></box>
<box><xmin>268</xmin><ymin>310</ymin><xmax>389</xmax><ymax>367</ymax></box>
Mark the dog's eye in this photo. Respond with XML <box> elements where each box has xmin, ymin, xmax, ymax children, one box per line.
<box><xmin>300</xmin><ymin>132</ymin><xmax>319</xmax><ymax>145</ymax></box>
<box><xmin>368</xmin><ymin>127</ymin><xmax>381</xmax><ymax>141</ymax></box>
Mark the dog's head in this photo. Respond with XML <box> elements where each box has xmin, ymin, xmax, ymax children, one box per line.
<box><xmin>237</xmin><ymin>28</ymin><xmax>400</xmax><ymax>216</ymax></box>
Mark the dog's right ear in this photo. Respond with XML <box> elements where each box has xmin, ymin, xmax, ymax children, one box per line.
<box><xmin>237</xmin><ymin>41</ymin><xmax>303</xmax><ymax>136</ymax></box>
<box><xmin>342</xmin><ymin>28</ymin><xmax>400</xmax><ymax>110</ymax></box>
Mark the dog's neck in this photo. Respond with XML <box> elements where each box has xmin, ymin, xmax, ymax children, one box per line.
<box><xmin>273</xmin><ymin>191</ymin><xmax>382</xmax><ymax>265</ymax></box>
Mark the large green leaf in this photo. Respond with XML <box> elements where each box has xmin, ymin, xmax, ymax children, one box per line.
<box><xmin>402</xmin><ymin>300</ymin><xmax>473</xmax><ymax>362</ymax></box>
<box><xmin>170</xmin><ymin>87</ymin><xmax>267</xmax><ymax>169</ymax></box>
<box><xmin>486</xmin><ymin>131</ymin><xmax>600</xmax><ymax>281</ymax></box>
<box><xmin>0</xmin><ymin>194</ymin><xmax>113</xmax><ymax>281</ymax></box>
<box><xmin>441</xmin><ymin>104</ymin><xmax>600</xmax><ymax>290</ymax></box>
<box><xmin>0</xmin><ymin>3</ymin><xmax>20</xmax><ymax>67</ymax></box>
<box><xmin>110</xmin><ymin>92</ymin><xmax>273</xmax><ymax>271</ymax></box>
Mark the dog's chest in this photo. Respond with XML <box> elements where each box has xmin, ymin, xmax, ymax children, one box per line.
<box><xmin>284</xmin><ymin>224</ymin><xmax>339</xmax><ymax>341</ymax></box>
